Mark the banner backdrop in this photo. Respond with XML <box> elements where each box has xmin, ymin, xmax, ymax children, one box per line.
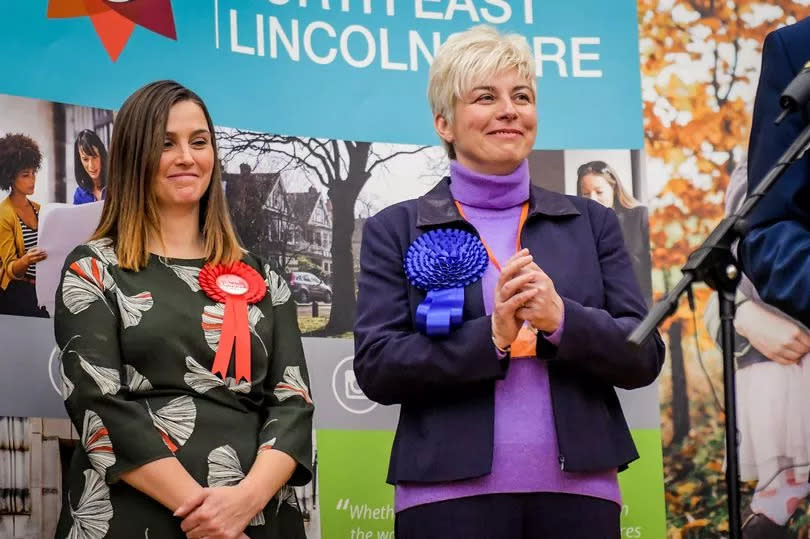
<box><xmin>0</xmin><ymin>1</ymin><xmax>664</xmax><ymax>537</ymax></box>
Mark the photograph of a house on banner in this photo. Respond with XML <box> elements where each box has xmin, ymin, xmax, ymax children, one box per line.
<box><xmin>215</xmin><ymin>129</ymin><xmax>446</xmax><ymax>338</ymax></box>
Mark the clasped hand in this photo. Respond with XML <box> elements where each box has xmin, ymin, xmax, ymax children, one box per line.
<box><xmin>174</xmin><ymin>485</ymin><xmax>262</xmax><ymax>539</ymax></box>
<box><xmin>491</xmin><ymin>248</ymin><xmax>563</xmax><ymax>349</ymax></box>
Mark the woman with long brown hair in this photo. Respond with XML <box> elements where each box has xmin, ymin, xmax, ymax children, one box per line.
<box><xmin>54</xmin><ymin>80</ymin><xmax>313</xmax><ymax>539</ymax></box>
<box><xmin>72</xmin><ymin>129</ymin><xmax>108</xmax><ymax>204</ymax></box>
<box><xmin>577</xmin><ymin>160</ymin><xmax>653</xmax><ymax>304</ymax></box>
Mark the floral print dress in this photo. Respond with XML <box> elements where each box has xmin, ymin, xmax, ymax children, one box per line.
<box><xmin>53</xmin><ymin>240</ymin><xmax>314</xmax><ymax>539</ymax></box>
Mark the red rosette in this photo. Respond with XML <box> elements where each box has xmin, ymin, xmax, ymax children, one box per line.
<box><xmin>199</xmin><ymin>261</ymin><xmax>267</xmax><ymax>383</ymax></box>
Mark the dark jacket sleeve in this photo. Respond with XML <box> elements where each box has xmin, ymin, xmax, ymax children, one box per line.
<box><xmin>740</xmin><ymin>25</ymin><xmax>810</xmax><ymax>326</ymax></box>
<box><xmin>536</xmin><ymin>204</ymin><xmax>665</xmax><ymax>389</ymax></box>
<box><xmin>353</xmin><ymin>211</ymin><xmax>508</xmax><ymax>406</ymax></box>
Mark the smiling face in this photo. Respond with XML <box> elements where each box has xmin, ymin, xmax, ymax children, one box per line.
<box><xmin>580</xmin><ymin>173</ymin><xmax>615</xmax><ymax>208</ymax></box>
<box><xmin>435</xmin><ymin>68</ymin><xmax>537</xmax><ymax>175</ymax></box>
<box><xmin>79</xmin><ymin>146</ymin><xmax>101</xmax><ymax>183</ymax></box>
<box><xmin>151</xmin><ymin>100</ymin><xmax>214</xmax><ymax>212</ymax></box>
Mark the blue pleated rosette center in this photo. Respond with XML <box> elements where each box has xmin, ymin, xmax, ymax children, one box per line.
<box><xmin>404</xmin><ymin>229</ymin><xmax>489</xmax><ymax>336</ymax></box>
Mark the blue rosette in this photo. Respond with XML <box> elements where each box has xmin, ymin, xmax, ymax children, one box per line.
<box><xmin>404</xmin><ymin>228</ymin><xmax>489</xmax><ymax>336</ymax></box>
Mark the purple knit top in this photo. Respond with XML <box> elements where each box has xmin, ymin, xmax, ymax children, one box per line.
<box><xmin>395</xmin><ymin>160</ymin><xmax>620</xmax><ymax>512</ymax></box>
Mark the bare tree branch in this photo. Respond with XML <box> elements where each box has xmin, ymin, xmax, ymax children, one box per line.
<box><xmin>367</xmin><ymin>145</ymin><xmax>432</xmax><ymax>175</ymax></box>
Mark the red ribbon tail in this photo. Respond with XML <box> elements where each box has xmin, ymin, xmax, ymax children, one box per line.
<box><xmin>233</xmin><ymin>298</ymin><xmax>251</xmax><ymax>383</ymax></box>
<box><xmin>211</xmin><ymin>297</ymin><xmax>238</xmax><ymax>378</ymax></box>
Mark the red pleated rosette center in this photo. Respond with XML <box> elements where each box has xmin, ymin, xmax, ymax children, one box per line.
<box><xmin>199</xmin><ymin>262</ymin><xmax>267</xmax><ymax>383</ymax></box>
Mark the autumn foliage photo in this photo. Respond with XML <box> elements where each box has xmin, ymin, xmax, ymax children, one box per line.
<box><xmin>639</xmin><ymin>0</ymin><xmax>810</xmax><ymax>536</ymax></box>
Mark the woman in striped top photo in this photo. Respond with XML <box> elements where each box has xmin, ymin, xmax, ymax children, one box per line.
<box><xmin>0</xmin><ymin>132</ymin><xmax>49</xmax><ymax>317</ymax></box>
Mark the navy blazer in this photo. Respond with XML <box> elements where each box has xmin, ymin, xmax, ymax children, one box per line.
<box><xmin>353</xmin><ymin>179</ymin><xmax>665</xmax><ymax>484</ymax></box>
<box><xmin>740</xmin><ymin>17</ymin><xmax>810</xmax><ymax>326</ymax></box>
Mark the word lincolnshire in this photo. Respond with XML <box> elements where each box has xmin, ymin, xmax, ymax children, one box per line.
<box><xmin>225</xmin><ymin>11</ymin><xmax>604</xmax><ymax>77</ymax></box>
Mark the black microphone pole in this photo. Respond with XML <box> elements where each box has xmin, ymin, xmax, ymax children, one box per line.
<box><xmin>628</xmin><ymin>115</ymin><xmax>810</xmax><ymax>539</ymax></box>
<box><xmin>776</xmin><ymin>61</ymin><xmax>810</xmax><ymax>124</ymax></box>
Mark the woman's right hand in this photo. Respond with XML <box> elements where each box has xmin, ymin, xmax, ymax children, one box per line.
<box><xmin>491</xmin><ymin>249</ymin><xmax>540</xmax><ymax>349</ymax></box>
<box><xmin>23</xmin><ymin>247</ymin><xmax>47</xmax><ymax>265</ymax></box>
<box><xmin>735</xmin><ymin>301</ymin><xmax>810</xmax><ymax>365</ymax></box>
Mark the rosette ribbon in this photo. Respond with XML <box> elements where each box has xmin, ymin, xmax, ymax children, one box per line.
<box><xmin>199</xmin><ymin>262</ymin><xmax>267</xmax><ymax>383</ymax></box>
<box><xmin>404</xmin><ymin>228</ymin><xmax>489</xmax><ymax>336</ymax></box>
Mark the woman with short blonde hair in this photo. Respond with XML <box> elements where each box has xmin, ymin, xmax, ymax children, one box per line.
<box><xmin>355</xmin><ymin>25</ymin><xmax>663</xmax><ymax>539</ymax></box>
<box><xmin>427</xmin><ymin>25</ymin><xmax>536</xmax><ymax>158</ymax></box>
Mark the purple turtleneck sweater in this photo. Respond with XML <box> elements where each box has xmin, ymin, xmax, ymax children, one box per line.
<box><xmin>395</xmin><ymin>160</ymin><xmax>621</xmax><ymax>512</ymax></box>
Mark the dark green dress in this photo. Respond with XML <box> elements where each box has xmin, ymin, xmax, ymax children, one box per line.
<box><xmin>53</xmin><ymin>239</ymin><xmax>314</xmax><ymax>539</ymax></box>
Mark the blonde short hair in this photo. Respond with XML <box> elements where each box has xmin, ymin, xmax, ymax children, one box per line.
<box><xmin>427</xmin><ymin>25</ymin><xmax>536</xmax><ymax>157</ymax></box>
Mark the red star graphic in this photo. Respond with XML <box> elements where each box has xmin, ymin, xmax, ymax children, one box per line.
<box><xmin>48</xmin><ymin>0</ymin><xmax>177</xmax><ymax>61</ymax></box>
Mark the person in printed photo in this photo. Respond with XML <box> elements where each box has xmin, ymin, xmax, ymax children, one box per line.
<box><xmin>576</xmin><ymin>160</ymin><xmax>653</xmax><ymax>305</ymax></box>
<box><xmin>0</xmin><ymin>133</ymin><xmax>49</xmax><ymax>317</ymax></box>
<box><xmin>72</xmin><ymin>129</ymin><xmax>107</xmax><ymax>204</ymax></box>
<box><xmin>54</xmin><ymin>80</ymin><xmax>314</xmax><ymax>539</ymax></box>
<box><xmin>705</xmin><ymin>158</ymin><xmax>810</xmax><ymax>539</ymax></box>
<box><xmin>354</xmin><ymin>25</ymin><xmax>665</xmax><ymax>539</ymax></box>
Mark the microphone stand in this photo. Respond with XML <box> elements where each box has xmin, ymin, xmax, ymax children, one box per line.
<box><xmin>628</xmin><ymin>120</ymin><xmax>810</xmax><ymax>538</ymax></box>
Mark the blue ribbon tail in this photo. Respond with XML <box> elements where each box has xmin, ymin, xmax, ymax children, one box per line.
<box><xmin>415</xmin><ymin>288</ymin><xmax>465</xmax><ymax>336</ymax></box>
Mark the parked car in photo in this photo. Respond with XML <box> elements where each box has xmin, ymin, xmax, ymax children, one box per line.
<box><xmin>289</xmin><ymin>271</ymin><xmax>332</xmax><ymax>304</ymax></box>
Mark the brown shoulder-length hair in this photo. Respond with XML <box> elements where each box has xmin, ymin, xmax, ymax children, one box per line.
<box><xmin>91</xmin><ymin>80</ymin><xmax>242</xmax><ymax>270</ymax></box>
<box><xmin>575</xmin><ymin>160</ymin><xmax>640</xmax><ymax>210</ymax></box>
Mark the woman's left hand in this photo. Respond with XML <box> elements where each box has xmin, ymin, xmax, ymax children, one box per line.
<box><xmin>515</xmin><ymin>262</ymin><xmax>564</xmax><ymax>334</ymax></box>
<box><xmin>176</xmin><ymin>485</ymin><xmax>262</xmax><ymax>539</ymax></box>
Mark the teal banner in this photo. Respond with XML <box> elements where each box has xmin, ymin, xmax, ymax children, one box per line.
<box><xmin>1</xmin><ymin>0</ymin><xmax>642</xmax><ymax>148</ymax></box>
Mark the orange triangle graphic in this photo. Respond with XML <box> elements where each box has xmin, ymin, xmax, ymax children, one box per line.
<box><xmin>87</xmin><ymin>2</ymin><xmax>136</xmax><ymax>61</ymax></box>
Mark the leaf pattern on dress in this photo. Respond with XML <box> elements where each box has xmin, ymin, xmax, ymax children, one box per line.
<box><xmin>201</xmin><ymin>303</ymin><xmax>267</xmax><ymax>356</ymax></box>
<box><xmin>276</xmin><ymin>485</ymin><xmax>299</xmax><ymax>510</ymax></box>
<box><xmin>60</xmin><ymin>359</ymin><xmax>75</xmax><ymax>400</ymax></box>
<box><xmin>86</xmin><ymin>238</ymin><xmax>118</xmax><ymax>266</ymax></box>
<box><xmin>273</xmin><ymin>366</ymin><xmax>312</xmax><ymax>404</ymax></box>
<box><xmin>62</xmin><ymin>257</ymin><xmax>115</xmax><ymax>315</ymax></box>
<box><xmin>81</xmin><ymin>410</ymin><xmax>116</xmax><ymax>475</ymax></box>
<box><xmin>258</xmin><ymin>418</ymin><xmax>279</xmax><ymax>454</ymax></box>
<box><xmin>124</xmin><ymin>365</ymin><xmax>153</xmax><ymax>392</ymax></box>
<box><xmin>67</xmin><ymin>469</ymin><xmax>113</xmax><ymax>539</ymax></box>
<box><xmin>183</xmin><ymin>356</ymin><xmax>251</xmax><ymax>394</ymax></box>
<box><xmin>258</xmin><ymin>437</ymin><xmax>277</xmax><ymax>453</ymax></box>
<box><xmin>161</xmin><ymin>259</ymin><xmax>201</xmax><ymax>292</ymax></box>
<box><xmin>264</xmin><ymin>264</ymin><xmax>291</xmax><ymax>306</ymax></box>
<box><xmin>207</xmin><ymin>445</ymin><xmax>265</xmax><ymax>526</ymax></box>
<box><xmin>115</xmin><ymin>288</ymin><xmax>154</xmax><ymax>329</ymax></box>
<box><xmin>148</xmin><ymin>396</ymin><xmax>196</xmax><ymax>454</ymax></box>
<box><xmin>57</xmin><ymin>336</ymin><xmax>80</xmax><ymax>400</ymax></box>
<box><xmin>79</xmin><ymin>356</ymin><xmax>121</xmax><ymax>396</ymax></box>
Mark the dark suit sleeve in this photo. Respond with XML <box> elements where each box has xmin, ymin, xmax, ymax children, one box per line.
<box><xmin>353</xmin><ymin>213</ymin><xmax>507</xmax><ymax>406</ymax></box>
<box><xmin>739</xmin><ymin>27</ymin><xmax>810</xmax><ymax>326</ymax></box>
<box><xmin>536</xmin><ymin>205</ymin><xmax>665</xmax><ymax>389</ymax></box>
